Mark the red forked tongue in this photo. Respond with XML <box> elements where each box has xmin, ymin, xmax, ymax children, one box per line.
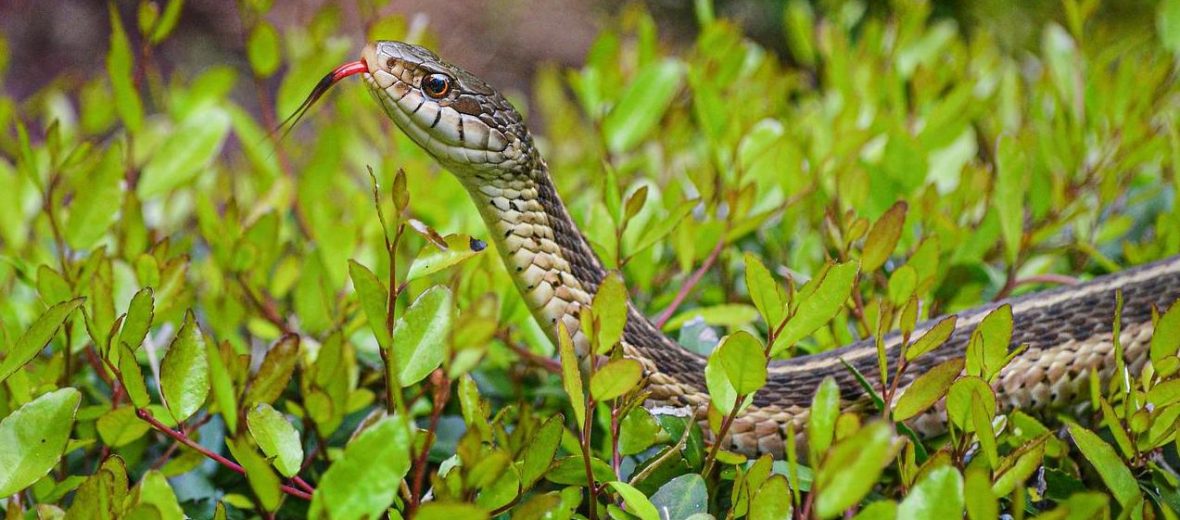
<box><xmin>273</xmin><ymin>59</ymin><xmax>369</xmax><ymax>140</ymax></box>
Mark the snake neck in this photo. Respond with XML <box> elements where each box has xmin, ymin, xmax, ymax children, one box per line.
<box><xmin>460</xmin><ymin>155</ymin><xmax>608</xmax><ymax>351</ymax></box>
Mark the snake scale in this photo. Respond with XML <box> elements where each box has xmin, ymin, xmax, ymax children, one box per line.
<box><xmin>338</xmin><ymin>40</ymin><xmax>1180</xmax><ymax>457</ymax></box>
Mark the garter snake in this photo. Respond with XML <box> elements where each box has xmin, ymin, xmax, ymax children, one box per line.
<box><xmin>322</xmin><ymin>40</ymin><xmax>1180</xmax><ymax>457</ymax></box>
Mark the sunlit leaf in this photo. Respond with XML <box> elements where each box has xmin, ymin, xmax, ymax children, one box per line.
<box><xmin>247</xmin><ymin>403</ymin><xmax>304</xmax><ymax>478</ymax></box>
<box><xmin>0</xmin><ymin>388</ymin><xmax>82</xmax><ymax>496</ymax></box>
<box><xmin>589</xmin><ymin>358</ymin><xmax>643</xmax><ymax>401</ymax></box>
<box><xmin>391</xmin><ymin>286</ymin><xmax>453</xmax><ymax>386</ymax></box>
<box><xmin>159</xmin><ymin>311</ymin><xmax>209</xmax><ymax>423</ymax></box>
<box><xmin>310</xmin><ymin>416</ymin><xmax>413</xmax><ymax>519</ymax></box>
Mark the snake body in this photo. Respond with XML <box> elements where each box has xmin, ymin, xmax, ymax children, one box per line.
<box><xmin>359</xmin><ymin>41</ymin><xmax>1180</xmax><ymax>457</ymax></box>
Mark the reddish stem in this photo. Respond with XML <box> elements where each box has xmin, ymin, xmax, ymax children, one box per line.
<box><xmin>135</xmin><ymin>408</ymin><xmax>313</xmax><ymax>500</ymax></box>
<box><xmin>653</xmin><ymin>237</ymin><xmax>726</xmax><ymax>329</ymax></box>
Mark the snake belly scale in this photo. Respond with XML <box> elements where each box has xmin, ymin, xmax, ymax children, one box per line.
<box><xmin>357</xmin><ymin>40</ymin><xmax>1180</xmax><ymax>458</ymax></box>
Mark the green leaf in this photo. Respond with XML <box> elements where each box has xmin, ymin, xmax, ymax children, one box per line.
<box><xmin>665</xmin><ymin>303</ymin><xmax>759</xmax><ymax>331</ymax></box>
<box><xmin>745</xmin><ymin>252</ymin><xmax>787</xmax><ymax>328</ymax></box>
<box><xmin>1151</xmin><ymin>301</ymin><xmax>1180</xmax><ymax>376</ymax></box>
<box><xmin>898</xmin><ymin>466</ymin><xmax>963</xmax><ymax>518</ymax></box>
<box><xmin>1067</xmin><ymin>423</ymin><xmax>1143</xmax><ymax>508</ymax></box>
<box><xmin>650</xmin><ymin>474</ymin><xmax>708</xmax><ymax>519</ymax></box>
<box><xmin>310</xmin><ymin>416</ymin><xmax>413</xmax><ymax>519</ymax></box>
<box><xmin>602</xmin><ymin>59</ymin><xmax>685</xmax><ymax>153</ymax></box>
<box><xmin>107</xmin><ymin>4</ymin><xmax>143</xmax><ymax>132</ymax></box>
<box><xmin>714</xmin><ymin>331</ymin><xmax>767</xmax><ymax>396</ymax></box>
<box><xmin>137</xmin><ymin>107</ymin><xmax>232</xmax><ymax>197</ymax></box>
<box><xmin>159</xmin><ymin>311</ymin><xmax>209</xmax><ymax>423</ymax></box>
<box><xmin>65</xmin><ymin>141</ymin><xmax>123</xmax><ymax>249</ymax></box>
<box><xmin>545</xmin><ymin>455</ymin><xmax>615</xmax><ymax>485</ymax></box>
<box><xmin>633</xmin><ymin>199</ymin><xmax>696</xmax><ymax>254</ymax></box>
<box><xmin>905</xmin><ymin>316</ymin><xmax>957</xmax><ymax>361</ymax></box>
<box><xmin>349</xmin><ymin>260</ymin><xmax>392</xmax><ymax>350</ymax></box>
<box><xmin>247</xmin><ymin>403</ymin><xmax>303</xmax><ymax>478</ymax></box>
<box><xmin>814</xmin><ymin>421</ymin><xmax>896</xmax><ymax>518</ymax></box>
<box><xmin>964</xmin><ymin>467</ymin><xmax>998</xmax><ymax>520</ymax></box>
<box><xmin>591</xmin><ymin>272</ymin><xmax>629</xmax><ymax>354</ymax></box>
<box><xmin>0</xmin><ymin>298</ymin><xmax>85</xmax><ymax>385</ymax></box>
<box><xmin>1148</xmin><ymin>379</ymin><xmax>1180</xmax><ymax>408</ymax></box>
<box><xmin>244</xmin><ymin>334</ymin><xmax>299</xmax><ymax>406</ymax></box>
<box><xmin>994</xmin><ymin>136</ymin><xmax>1026</xmax><ymax>265</ymax></box>
<box><xmin>589</xmin><ymin>358</ymin><xmax>643</xmax><ymax>401</ymax></box>
<box><xmin>148</xmin><ymin>0</ymin><xmax>184</xmax><ymax>43</ymax></box>
<box><xmin>1162</xmin><ymin>0</ymin><xmax>1180</xmax><ymax>54</ymax></box>
<box><xmin>608</xmin><ymin>481</ymin><xmax>660</xmax><ymax>520</ymax></box>
<box><xmin>946</xmin><ymin>376</ymin><xmax>994</xmax><ymax>432</ymax></box>
<box><xmin>965</xmin><ymin>304</ymin><xmax>1013</xmax><ymax>381</ymax></box>
<box><xmin>207</xmin><ymin>340</ymin><xmax>238</xmax><ymax>432</ymax></box>
<box><xmin>861</xmin><ymin>202</ymin><xmax>907</xmax><ymax>273</ymax></box>
<box><xmin>246</xmin><ymin>21</ymin><xmax>281</xmax><ymax>77</ymax></box>
<box><xmin>0</xmin><ymin>388</ymin><xmax>82</xmax><ymax>496</ymax></box>
<box><xmin>619</xmin><ymin>407</ymin><xmax>661</xmax><ymax>455</ymax></box>
<box><xmin>391</xmin><ymin>286</ymin><xmax>453</xmax><ymax>386</ymax></box>
<box><xmin>750</xmin><ymin>475</ymin><xmax>792</xmax><ymax>520</ymax></box>
<box><xmin>892</xmin><ymin>358</ymin><xmax>964</xmax><ymax>422</ymax></box>
<box><xmin>414</xmin><ymin>503</ymin><xmax>489</xmax><ymax>520</ymax></box>
<box><xmin>118</xmin><ymin>287</ymin><xmax>154</xmax><ymax>352</ymax></box>
<box><xmin>557</xmin><ymin>323</ymin><xmax>586</xmax><ymax>428</ymax></box>
<box><xmin>97</xmin><ymin>406</ymin><xmax>151</xmax><ymax>447</ymax></box>
<box><xmin>808</xmin><ymin>377</ymin><xmax>840</xmax><ymax>463</ymax></box>
<box><xmin>520</xmin><ymin>414</ymin><xmax>563</xmax><ymax>487</ymax></box>
<box><xmin>226</xmin><ymin>438</ymin><xmax>281</xmax><ymax>511</ymax></box>
<box><xmin>117</xmin><ymin>344</ymin><xmax>151</xmax><ymax>408</ymax></box>
<box><xmin>772</xmin><ymin>261</ymin><xmax>859</xmax><ymax>355</ymax></box>
<box><xmin>406</xmin><ymin>234</ymin><xmax>487</xmax><ymax>283</ymax></box>
<box><xmin>992</xmin><ymin>438</ymin><xmax>1045</xmax><ymax>497</ymax></box>
<box><xmin>133</xmin><ymin>470</ymin><xmax>185</xmax><ymax>519</ymax></box>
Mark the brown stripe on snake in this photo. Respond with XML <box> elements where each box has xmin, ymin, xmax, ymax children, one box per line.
<box><xmin>357</xmin><ymin>40</ymin><xmax>1180</xmax><ymax>458</ymax></box>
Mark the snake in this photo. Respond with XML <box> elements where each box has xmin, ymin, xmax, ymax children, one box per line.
<box><xmin>302</xmin><ymin>40</ymin><xmax>1180</xmax><ymax>457</ymax></box>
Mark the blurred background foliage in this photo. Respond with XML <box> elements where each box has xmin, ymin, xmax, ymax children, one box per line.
<box><xmin>1</xmin><ymin>0</ymin><xmax>1180</xmax><ymax>518</ymax></box>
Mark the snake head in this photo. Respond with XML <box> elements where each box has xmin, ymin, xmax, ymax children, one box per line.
<box><xmin>362</xmin><ymin>41</ymin><xmax>536</xmax><ymax>179</ymax></box>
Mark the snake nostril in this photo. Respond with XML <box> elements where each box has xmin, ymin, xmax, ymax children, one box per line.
<box><xmin>386</xmin><ymin>57</ymin><xmax>397</xmax><ymax>70</ymax></box>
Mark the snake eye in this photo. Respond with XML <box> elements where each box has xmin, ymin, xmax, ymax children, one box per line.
<box><xmin>421</xmin><ymin>73</ymin><xmax>452</xmax><ymax>99</ymax></box>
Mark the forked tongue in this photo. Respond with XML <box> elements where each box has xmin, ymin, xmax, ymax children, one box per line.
<box><xmin>274</xmin><ymin>60</ymin><xmax>368</xmax><ymax>140</ymax></box>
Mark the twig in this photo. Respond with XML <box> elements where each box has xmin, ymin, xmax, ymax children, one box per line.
<box><xmin>653</xmin><ymin>237</ymin><xmax>726</xmax><ymax>329</ymax></box>
<box><xmin>496</xmin><ymin>329</ymin><xmax>561</xmax><ymax>373</ymax></box>
<box><xmin>135</xmin><ymin>408</ymin><xmax>313</xmax><ymax>500</ymax></box>
<box><xmin>408</xmin><ymin>369</ymin><xmax>449</xmax><ymax>514</ymax></box>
